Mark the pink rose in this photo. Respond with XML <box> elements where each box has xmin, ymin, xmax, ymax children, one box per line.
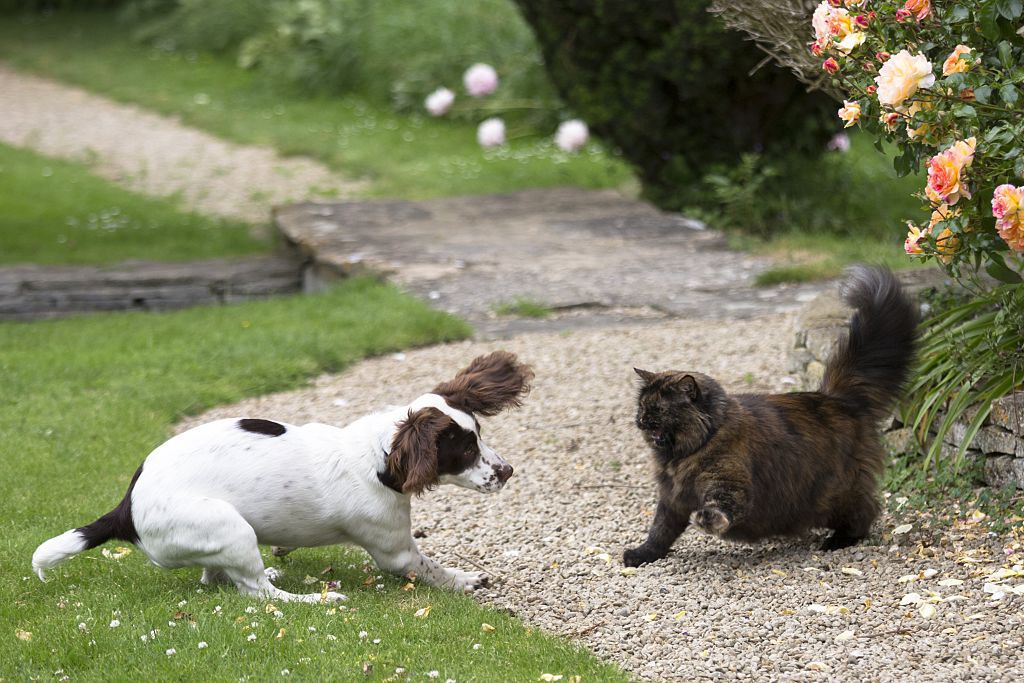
<box><xmin>554</xmin><ymin>119</ymin><xmax>589</xmax><ymax>152</ymax></box>
<box><xmin>424</xmin><ymin>87</ymin><xmax>455</xmax><ymax>116</ymax></box>
<box><xmin>477</xmin><ymin>118</ymin><xmax>506</xmax><ymax>148</ymax></box>
<box><xmin>992</xmin><ymin>185</ymin><xmax>1024</xmax><ymax>252</ymax></box>
<box><xmin>463</xmin><ymin>63</ymin><xmax>499</xmax><ymax>97</ymax></box>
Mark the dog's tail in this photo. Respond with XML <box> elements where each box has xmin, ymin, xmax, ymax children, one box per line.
<box><xmin>32</xmin><ymin>466</ymin><xmax>142</xmax><ymax>581</ymax></box>
<box><xmin>820</xmin><ymin>266</ymin><xmax>918</xmax><ymax>422</ymax></box>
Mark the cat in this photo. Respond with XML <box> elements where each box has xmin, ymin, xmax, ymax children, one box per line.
<box><xmin>624</xmin><ymin>265</ymin><xmax>917</xmax><ymax>566</ymax></box>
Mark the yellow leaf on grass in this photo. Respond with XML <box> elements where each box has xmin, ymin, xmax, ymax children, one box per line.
<box><xmin>413</xmin><ymin>606</ymin><xmax>431</xmax><ymax>619</ymax></box>
<box><xmin>539</xmin><ymin>675</ymin><xmax>563</xmax><ymax>682</ymax></box>
<box><xmin>481</xmin><ymin>623</ymin><xmax>496</xmax><ymax>633</ymax></box>
<box><xmin>401</xmin><ymin>582</ymin><xmax>416</xmax><ymax>591</ymax></box>
<box><xmin>15</xmin><ymin>629</ymin><xmax>32</xmax><ymax>641</ymax></box>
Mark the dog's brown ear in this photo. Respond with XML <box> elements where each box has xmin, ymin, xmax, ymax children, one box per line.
<box><xmin>433</xmin><ymin>351</ymin><xmax>534</xmax><ymax>417</ymax></box>
<box><xmin>389</xmin><ymin>407</ymin><xmax>452</xmax><ymax>495</ymax></box>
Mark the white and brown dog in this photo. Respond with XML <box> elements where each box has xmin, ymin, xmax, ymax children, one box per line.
<box><xmin>32</xmin><ymin>351</ymin><xmax>532</xmax><ymax>602</ymax></box>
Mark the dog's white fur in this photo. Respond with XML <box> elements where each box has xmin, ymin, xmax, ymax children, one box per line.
<box><xmin>32</xmin><ymin>392</ymin><xmax>514</xmax><ymax>602</ymax></box>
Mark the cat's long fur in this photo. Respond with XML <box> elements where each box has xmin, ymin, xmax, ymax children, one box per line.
<box><xmin>624</xmin><ymin>266</ymin><xmax>917</xmax><ymax>566</ymax></box>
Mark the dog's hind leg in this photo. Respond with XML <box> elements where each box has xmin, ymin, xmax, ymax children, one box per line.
<box><xmin>149</xmin><ymin>498</ymin><xmax>344</xmax><ymax>603</ymax></box>
<box><xmin>200</xmin><ymin>568</ymin><xmax>231</xmax><ymax>585</ymax></box>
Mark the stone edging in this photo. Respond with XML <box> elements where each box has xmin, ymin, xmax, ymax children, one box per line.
<box><xmin>0</xmin><ymin>255</ymin><xmax>304</xmax><ymax>320</ymax></box>
<box><xmin>788</xmin><ymin>271</ymin><xmax>1024</xmax><ymax>490</ymax></box>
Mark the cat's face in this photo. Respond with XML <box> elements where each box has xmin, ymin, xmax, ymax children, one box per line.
<box><xmin>634</xmin><ymin>369</ymin><xmax>716</xmax><ymax>458</ymax></box>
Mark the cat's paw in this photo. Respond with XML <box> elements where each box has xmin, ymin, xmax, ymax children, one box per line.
<box><xmin>623</xmin><ymin>545</ymin><xmax>664</xmax><ymax>567</ymax></box>
<box><xmin>691</xmin><ymin>506</ymin><xmax>731</xmax><ymax>535</ymax></box>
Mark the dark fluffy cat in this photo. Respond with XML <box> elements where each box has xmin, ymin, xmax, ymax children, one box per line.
<box><xmin>623</xmin><ymin>266</ymin><xmax>917</xmax><ymax>566</ymax></box>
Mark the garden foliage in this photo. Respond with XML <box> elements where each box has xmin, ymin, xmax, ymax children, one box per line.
<box><xmin>119</xmin><ymin>0</ymin><xmax>561</xmax><ymax>125</ymax></box>
<box><xmin>511</xmin><ymin>0</ymin><xmax>839</xmax><ymax>210</ymax></box>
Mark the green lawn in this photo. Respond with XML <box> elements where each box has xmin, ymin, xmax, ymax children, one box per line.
<box><xmin>0</xmin><ymin>11</ymin><xmax>632</xmax><ymax>200</ymax></box>
<box><xmin>0</xmin><ymin>142</ymin><xmax>268</xmax><ymax>265</ymax></box>
<box><xmin>0</xmin><ymin>279</ymin><xmax>626</xmax><ymax>682</ymax></box>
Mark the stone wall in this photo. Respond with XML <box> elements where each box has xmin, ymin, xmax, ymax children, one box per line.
<box><xmin>788</xmin><ymin>280</ymin><xmax>1024</xmax><ymax>490</ymax></box>
<box><xmin>0</xmin><ymin>255</ymin><xmax>304</xmax><ymax>320</ymax></box>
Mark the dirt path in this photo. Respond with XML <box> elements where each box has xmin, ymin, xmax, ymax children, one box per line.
<box><xmin>0</xmin><ymin>63</ymin><xmax>365</xmax><ymax>223</ymax></box>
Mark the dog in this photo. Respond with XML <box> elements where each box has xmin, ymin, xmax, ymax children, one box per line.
<box><xmin>33</xmin><ymin>351</ymin><xmax>533</xmax><ymax>602</ymax></box>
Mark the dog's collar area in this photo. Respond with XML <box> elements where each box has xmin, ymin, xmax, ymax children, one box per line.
<box><xmin>376</xmin><ymin>450</ymin><xmax>404</xmax><ymax>493</ymax></box>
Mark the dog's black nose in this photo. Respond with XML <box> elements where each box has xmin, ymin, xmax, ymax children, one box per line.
<box><xmin>496</xmin><ymin>464</ymin><xmax>514</xmax><ymax>482</ymax></box>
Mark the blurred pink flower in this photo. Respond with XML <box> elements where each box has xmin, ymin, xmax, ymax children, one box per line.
<box><xmin>477</xmin><ymin>118</ymin><xmax>506</xmax><ymax>147</ymax></box>
<box><xmin>424</xmin><ymin>87</ymin><xmax>455</xmax><ymax>116</ymax></box>
<box><xmin>827</xmin><ymin>132</ymin><xmax>851</xmax><ymax>152</ymax></box>
<box><xmin>463</xmin><ymin>63</ymin><xmax>499</xmax><ymax>97</ymax></box>
<box><xmin>555</xmin><ymin>119</ymin><xmax>589</xmax><ymax>152</ymax></box>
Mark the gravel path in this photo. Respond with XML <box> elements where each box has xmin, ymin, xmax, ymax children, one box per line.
<box><xmin>188</xmin><ymin>315</ymin><xmax>1024</xmax><ymax>682</ymax></box>
<box><xmin>0</xmin><ymin>63</ymin><xmax>364</xmax><ymax>223</ymax></box>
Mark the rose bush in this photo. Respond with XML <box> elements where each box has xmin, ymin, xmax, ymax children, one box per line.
<box><xmin>812</xmin><ymin>0</ymin><xmax>1024</xmax><ymax>283</ymax></box>
<box><xmin>812</xmin><ymin>0</ymin><xmax>1024</xmax><ymax>465</ymax></box>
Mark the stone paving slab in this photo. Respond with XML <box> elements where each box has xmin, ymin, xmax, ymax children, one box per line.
<box><xmin>0</xmin><ymin>255</ymin><xmax>303</xmax><ymax>319</ymax></box>
<box><xmin>277</xmin><ymin>187</ymin><xmax>829</xmax><ymax>336</ymax></box>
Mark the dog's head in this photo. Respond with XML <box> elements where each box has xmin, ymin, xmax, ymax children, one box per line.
<box><xmin>387</xmin><ymin>351</ymin><xmax>533</xmax><ymax>495</ymax></box>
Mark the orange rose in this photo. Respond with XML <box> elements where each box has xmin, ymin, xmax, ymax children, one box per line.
<box><xmin>942</xmin><ymin>45</ymin><xmax>974</xmax><ymax>76</ymax></box>
<box><xmin>925</xmin><ymin>138</ymin><xmax>976</xmax><ymax>205</ymax></box>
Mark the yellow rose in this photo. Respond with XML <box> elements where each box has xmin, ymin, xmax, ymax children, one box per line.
<box><xmin>942</xmin><ymin>45</ymin><xmax>974</xmax><ymax>76</ymax></box>
<box><xmin>836</xmin><ymin>31</ymin><xmax>866</xmax><ymax>54</ymax></box>
<box><xmin>838</xmin><ymin>100</ymin><xmax>861</xmax><ymax>128</ymax></box>
<box><xmin>875</xmin><ymin>50</ymin><xmax>936</xmax><ymax>110</ymax></box>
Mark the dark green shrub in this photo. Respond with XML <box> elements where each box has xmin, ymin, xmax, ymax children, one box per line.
<box><xmin>511</xmin><ymin>0</ymin><xmax>838</xmax><ymax>209</ymax></box>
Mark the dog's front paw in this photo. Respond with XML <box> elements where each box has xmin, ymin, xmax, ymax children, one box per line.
<box><xmin>271</xmin><ymin>546</ymin><xmax>295</xmax><ymax>558</ymax></box>
<box><xmin>452</xmin><ymin>569</ymin><xmax>489</xmax><ymax>593</ymax></box>
<box><xmin>623</xmin><ymin>545</ymin><xmax>665</xmax><ymax>567</ymax></box>
<box><xmin>691</xmin><ymin>506</ymin><xmax>731</xmax><ymax>535</ymax></box>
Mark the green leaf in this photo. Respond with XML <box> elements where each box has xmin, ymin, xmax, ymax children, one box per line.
<box><xmin>979</xmin><ymin>2</ymin><xmax>1003</xmax><ymax>40</ymax></box>
<box><xmin>997</xmin><ymin>40</ymin><xmax>1014</xmax><ymax>68</ymax></box>
<box><xmin>1015</xmin><ymin>155</ymin><xmax>1024</xmax><ymax>179</ymax></box>
<box><xmin>953</xmin><ymin>103</ymin><xmax>977</xmax><ymax>118</ymax></box>
<box><xmin>951</xmin><ymin>4</ymin><xmax>971</xmax><ymax>20</ymax></box>
<box><xmin>996</xmin><ymin>0</ymin><xmax>1023</xmax><ymax>19</ymax></box>
<box><xmin>974</xmin><ymin>85</ymin><xmax>993</xmax><ymax>104</ymax></box>
<box><xmin>986</xmin><ymin>256</ymin><xmax>1023</xmax><ymax>283</ymax></box>
<box><xmin>1000</xmin><ymin>83</ymin><xmax>1019</xmax><ymax>106</ymax></box>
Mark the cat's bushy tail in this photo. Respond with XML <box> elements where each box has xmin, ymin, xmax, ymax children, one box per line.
<box><xmin>820</xmin><ymin>265</ymin><xmax>918</xmax><ymax>421</ymax></box>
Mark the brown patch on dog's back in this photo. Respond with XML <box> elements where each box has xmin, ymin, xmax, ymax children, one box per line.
<box><xmin>237</xmin><ymin>419</ymin><xmax>287</xmax><ymax>437</ymax></box>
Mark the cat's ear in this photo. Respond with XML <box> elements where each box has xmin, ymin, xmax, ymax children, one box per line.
<box><xmin>634</xmin><ymin>368</ymin><xmax>656</xmax><ymax>384</ymax></box>
<box><xmin>671</xmin><ymin>374</ymin><xmax>701</xmax><ymax>401</ymax></box>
